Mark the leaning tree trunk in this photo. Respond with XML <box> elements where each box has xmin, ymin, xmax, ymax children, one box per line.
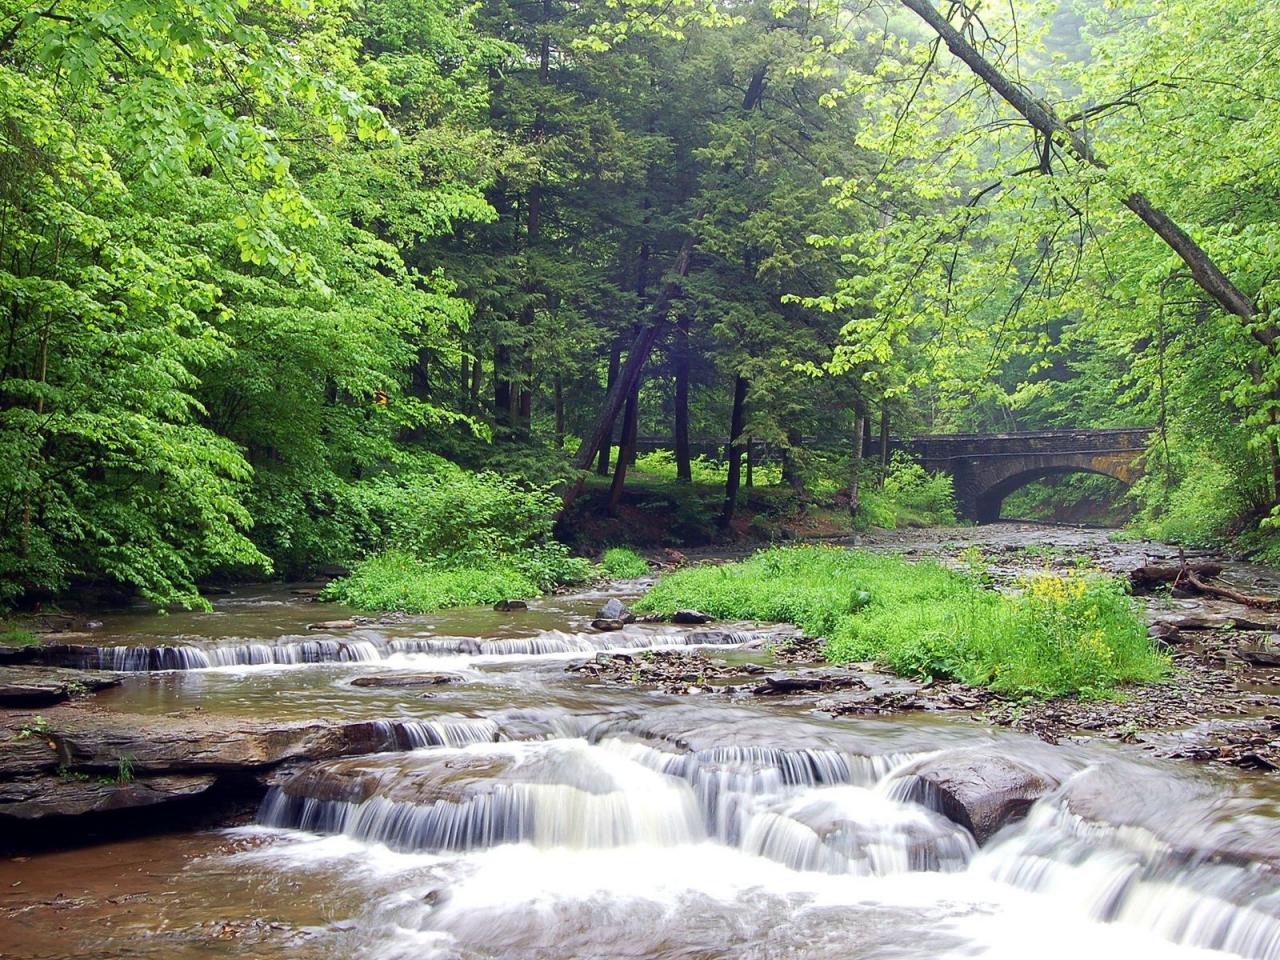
<box><xmin>897</xmin><ymin>0</ymin><xmax>1268</xmax><ymax>342</ymax></box>
<box><xmin>596</xmin><ymin>346</ymin><xmax>621</xmax><ymax>476</ymax></box>
<box><xmin>561</xmin><ymin>239</ymin><xmax>695</xmax><ymax>514</ymax></box>
<box><xmin>608</xmin><ymin>381</ymin><xmax>641</xmax><ymax>515</ymax></box>
<box><xmin>720</xmin><ymin>374</ymin><xmax>749</xmax><ymax>528</ymax></box>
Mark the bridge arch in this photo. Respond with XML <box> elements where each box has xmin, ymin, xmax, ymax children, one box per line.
<box><xmin>897</xmin><ymin>428</ymin><xmax>1150</xmax><ymax>524</ymax></box>
<box><xmin>973</xmin><ymin>463</ymin><xmax>1134</xmax><ymax>524</ymax></box>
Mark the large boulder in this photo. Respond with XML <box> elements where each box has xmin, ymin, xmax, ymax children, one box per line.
<box><xmin>350</xmin><ymin>673</ymin><xmax>463</xmax><ymax>688</ymax></box>
<box><xmin>890</xmin><ymin>749</ymin><xmax>1065</xmax><ymax>843</ymax></box>
<box><xmin>597</xmin><ymin>598</ymin><xmax>635</xmax><ymax>624</ymax></box>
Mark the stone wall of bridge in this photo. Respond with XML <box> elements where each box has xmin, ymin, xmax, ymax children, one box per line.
<box><xmin>900</xmin><ymin>428</ymin><xmax>1152</xmax><ymax>522</ymax></box>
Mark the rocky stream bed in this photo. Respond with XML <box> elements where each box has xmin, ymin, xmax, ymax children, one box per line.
<box><xmin>5</xmin><ymin>523</ymin><xmax>1280</xmax><ymax>960</ymax></box>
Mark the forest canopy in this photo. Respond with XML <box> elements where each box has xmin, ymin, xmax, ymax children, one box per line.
<box><xmin>2</xmin><ymin>0</ymin><xmax>1277</xmax><ymax>608</ymax></box>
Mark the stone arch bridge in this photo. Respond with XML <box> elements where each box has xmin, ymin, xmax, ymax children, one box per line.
<box><xmin>899</xmin><ymin>428</ymin><xmax>1152</xmax><ymax>523</ymax></box>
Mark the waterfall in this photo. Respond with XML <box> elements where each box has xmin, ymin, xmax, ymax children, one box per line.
<box><xmin>73</xmin><ymin>627</ymin><xmax>761</xmax><ymax>672</ymax></box>
<box><xmin>977</xmin><ymin>799</ymin><xmax>1280</xmax><ymax>960</ymax></box>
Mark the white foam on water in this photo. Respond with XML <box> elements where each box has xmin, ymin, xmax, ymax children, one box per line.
<box><xmin>88</xmin><ymin>626</ymin><xmax>760</xmax><ymax>672</ymax></box>
<box><xmin>359</xmin><ymin>842</ymin><xmax>1234</xmax><ymax>960</ymax></box>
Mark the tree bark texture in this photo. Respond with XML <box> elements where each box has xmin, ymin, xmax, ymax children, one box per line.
<box><xmin>720</xmin><ymin>374</ymin><xmax>749</xmax><ymax>527</ymax></box>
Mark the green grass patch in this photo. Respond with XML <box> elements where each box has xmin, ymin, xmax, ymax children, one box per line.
<box><xmin>0</xmin><ymin>627</ymin><xmax>38</xmax><ymax>647</ymax></box>
<box><xmin>632</xmin><ymin>450</ymin><xmax>783</xmax><ymax>487</ymax></box>
<box><xmin>323</xmin><ymin>547</ymin><xmax>592</xmax><ymax>614</ymax></box>
<box><xmin>635</xmin><ymin>546</ymin><xmax>1166</xmax><ymax>697</ymax></box>
<box><xmin>600</xmin><ymin>547</ymin><xmax>649</xmax><ymax>579</ymax></box>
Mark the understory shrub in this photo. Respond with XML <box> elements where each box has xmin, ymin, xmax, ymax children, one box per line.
<box><xmin>323</xmin><ymin>551</ymin><xmax>540</xmax><ymax>612</ymax></box>
<box><xmin>1129</xmin><ymin>452</ymin><xmax>1246</xmax><ymax>549</ymax></box>
<box><xmin>600</xmin><ymin>547</ymin><xmax>649</xmax><ymax>579</ymax></box>
<box><xmin>879</xmin><ymin>454</ymin><xmax>957</xmax><ymax>527</ymax></box>
<box><xmin>636</xmin><ymin>546</ymin><xmax>1165</xmax><ymax>697</ymax></box>
<box><xmin>808</xmin><ymin>454</ymin><xmax>956</xmax><ymax>529</ymax></box>
<box><xmin>323</xmin><ymin>460</ymin><xmax>593</xmax><ymax>612</ymax></box>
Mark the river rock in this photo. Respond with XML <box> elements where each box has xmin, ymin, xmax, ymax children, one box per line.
<box><xmin>591</xmin><ymin>618</ymin><xmax>625</xmax><ymax>632</ymax></box>
<box><xmin>494</xmin><ymin>599</ymin><xmax>528</xmax><ymax>611</ymax></box>
<box><xmin>890</xmin><ymin>750</ymin><xmax>1064</xmax><ymax>843</ymax></box>
<box><xmin>1234</xmin><ymin>645</ymin><xmax>1280</xmax><ymax>668</ymax></box>
<box><xmin>307</xmin><ymin>619</ymin><xmax>359</xmax><ymax>631</ymax></box>
<box><xmin>0</xmin><ymin>773</ymin><xmax>216</xmax><ymax>820</ymax></box>
<box><xmin>597</xmin><ymin>599</ymin><xmax>635</xmax><ymax>624</ymax></box>
<box><xmin>350</xmin><ymin>673</ymin><xmax>463</xmax><ymax>688</ymax></box>
<box><xmin>0</xmin><ymin>666</ymin><xmax>122</xmax><ymax>707</ymax></box>
<box><xmin>0</xmin><ymin>710</ymin><xmax>427</xmax><ymax>780</ymax></box>
<box><xmin>751</xmin><ymin>672</ymin><xmax>868</xmax><ymax>695</ymax></box>
<box><xmin>671</xmin><ymin>610</ymin><xmax>714</xmax><ymax>625</ymax></box>
<box><xmin>1057</xmin><ymin>762</ymin><xmax>1280</xmax><ymax>870</ymax></box>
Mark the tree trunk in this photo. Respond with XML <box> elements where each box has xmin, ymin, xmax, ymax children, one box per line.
<box><xmin>553</xmin><ymin>374</ymin><xmax>564</xmax><ymax>449</ymax></box>
<box><xmin>517</xmin><ymin>360</ymin><xmax>532</xmax><ymax>439</ymax></box>
<box><xmin>897</xmin><ymin>0</ymin><xmax>1270</xmax><ymax>345</ymax></box>
<box><xmin>879</xmin><ymin>401</ymin><xmax>890</xmax><ymax>485</ymax></box>
<box><xmin>720</xmin><ymin>374</ymin><xmax>749</xmax><ymax>528</ymax></box>
<box><xmin>596</xmin><ymin>346</ymin><xmax>620</xmax><ymax>476</ymax></box>
<box><xmin>570</xmin><ymin>239</ymin><xmax>694</xmax><ymax>472</ymax></box>
<box><xmin>470</xmin><ymin>356</ymin><xmax>482</xmax><ymax>407</ymax></box>
<box><xmin>782</xmin><ymin>427</ymin><xmax>804</xmax><ymax>493</ymax></box>
<box><xmin>850</xmin><ymin>406</ymin><xmax>866</xmax><ymax>518</ymax></box>
<box><xmin>674</xmin><ymin>311</ymin><xmax>692</xmax><ymax>482</ymax></box>
<box><xmin>608</xmin><ymin>381</ymin><xmax>640</xmax><ymax>515</ymax></box>
<box><xmin>493</xmin><ymin>343</ymin><xmax>512</xmax><ymax>430</ymax></box>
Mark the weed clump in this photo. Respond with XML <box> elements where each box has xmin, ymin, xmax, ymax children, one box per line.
<box><xmin>636</xmin><ymin>546</ymin><xmax>1165</xmax><ymax>697</ymax></box>
<box><xmin>322</xmin><ymin>466</ymin><xmax>593</xmax><ymax>614</ymax></box>
<box><xmin>600</xmin><ymin>547</ymin><xmax>649</xmax><ymax>579</ymax></box>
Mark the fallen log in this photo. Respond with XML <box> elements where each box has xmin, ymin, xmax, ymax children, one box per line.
<box><xmin>1129</xmin><ymin>563</ymin><xmax>1223</xmax><ymax>592</ymax></box>
<box><xmin>1128</xmin><ymin>557</ymin><xmax>1280</xmax><ymax>610</ymax></box>
<box><xmin>1183</xmin><ymin>571</ymin><xmax>1280</xmax><ymax>610</ymax></box>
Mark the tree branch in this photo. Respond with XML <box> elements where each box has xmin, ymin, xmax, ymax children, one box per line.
<box><xmin>897</xmin><ymin>0</ymin><xmax>1272</xmax><ymax>348</ymax></box>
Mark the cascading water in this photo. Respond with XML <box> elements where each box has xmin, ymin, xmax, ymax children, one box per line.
<box><xmin>260</xmin><ymin>737</ymin><xmax>976</xmax><ymax>877</ymax></box>
<box><xmin>976</xmin><ymin>796</ymin><xmax>1280</xmax><ymax>959</ymax></box>
<box><xmin>51</xmin><ymin>627</ymin><xmax>764</xmax><ymax>672</ymax></box>
<box><xmin>256</xmin><ymin>729</ymin><xmax>1280</xmax><ymax>960</ymax></box>
<box><xmin>12</xmin><ymin>577</ymin><xmax>1280</xmax><ymax>960</ymax></box>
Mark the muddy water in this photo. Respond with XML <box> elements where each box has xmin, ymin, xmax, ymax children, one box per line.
<box><xmin>6</xmin><ymin>528</ymin><xmax>1280</xmax><ymax>960</ymax></box>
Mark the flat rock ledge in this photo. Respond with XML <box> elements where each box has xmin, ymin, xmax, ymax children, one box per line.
<box><xmin>0</xmin><ymin>666</ymin><xmax>122</xmax><ymax>707</ymax></box>
<box><xmin>0</xmin><ymin>773</ymin><xmax>217</xmax><ymax>820</ymax></box>
<box><xmin>0</xmin><ymin>708</ymin><xmax>444</xmax><ymax>845</ymax></box>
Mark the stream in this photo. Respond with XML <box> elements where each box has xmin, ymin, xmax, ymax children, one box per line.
<box><xmin>5</xmin><ymin>526</ymin><xmax>1280</xmax><ymax>959</ymax></box>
